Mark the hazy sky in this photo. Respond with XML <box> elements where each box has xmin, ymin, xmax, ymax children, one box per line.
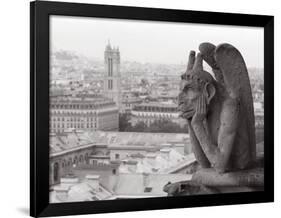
<box><xmin>50</xmin><ymin>15</ymin><xmax>264</xmax><ymax>67</ymax></box>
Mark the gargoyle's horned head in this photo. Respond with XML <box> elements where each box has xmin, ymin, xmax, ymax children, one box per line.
<box><xmin>178</xmin><ymin>51</ymin><xmax>216</xmax><ymax>119</ymax></box>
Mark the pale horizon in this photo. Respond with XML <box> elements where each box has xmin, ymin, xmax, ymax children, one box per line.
<box><xmin>50</xmin><ymin>15</ymin><xmax>264</xmax><ymax>68</ymax></box>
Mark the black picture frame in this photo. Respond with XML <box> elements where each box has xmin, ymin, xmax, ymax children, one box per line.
<box><xmin>30</xmin><ymin>1</ymin><xmax>274</xmax><ymax>217</ymax></box>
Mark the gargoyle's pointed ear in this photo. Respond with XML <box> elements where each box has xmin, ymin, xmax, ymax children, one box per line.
<box><xmin>193</xmin><ymin>53</ymin><xmax>203</xmax><ymax>71</ymax></box>
<box><xmin>187</xmin><ymin>50</ymin><xmax>196</xmax><ymax>70</ymax></box>
<box><xmin>203</xmin><ymin>82</ymin><xmax>216</xmax><ymax>105</ymax></box>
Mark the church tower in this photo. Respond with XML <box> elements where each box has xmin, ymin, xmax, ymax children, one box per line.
<box><xmin>104</xmin><ymin>41</ymin><xmax>121</xmax><ymax>109</ymax></box>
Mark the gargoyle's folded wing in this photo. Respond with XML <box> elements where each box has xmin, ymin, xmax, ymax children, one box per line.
<box><xmin>215</xmin><ymin>43</ymin><xmax>256</xmax><ymax>161</ymax></box>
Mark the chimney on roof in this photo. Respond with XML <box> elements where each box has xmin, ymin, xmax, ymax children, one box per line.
<box><xmin>160</xmin><ymin>148</ymin><xmax>170</xmax><ymax>160</ymax></box>
<box><xmin>142</xmin><ymin>172</ymin><xmax>150</xmax><ymax>188</ymax></box>
<box><xmin>161</xmin><ymin>143</ymin><xmax>172</xmax><ymax>148</ymax></box>
<box><xmin>145</xmin><ymin>153</ymin><xmax>157</xmax><ymax>166</ymax></box>
<box><xmin>86</xmin><ymin>174</ymin><xmax>100</xmax><ymax>191</ymax></box>
<box><xmin>173</xmin><ymin>143</ymin><xmax>187</xmax><ymax>155</ymax></box>
<box><xmin>125</xmin><ymin>160</ymin><xmax>138</xmax><ymax>172</ymax></box>
<box><xmin>60</xmin><ymin>175</ymin><xmax>79</xmax><ymax>184</ymax></box>
<box><xmin>54</xmin><ymin>186</ymin><xmax>70</xmax><ymax>201</ymax></box>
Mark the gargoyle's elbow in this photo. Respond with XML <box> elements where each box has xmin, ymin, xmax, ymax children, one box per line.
<box><xmin>216</xmin><ymin>167</ymin><xmax>226</xmax><ymax>174</ymax></box>
<box><xmin>213</xmin><ymin>163</ymin><xmax>227</xmax><ymax>174</ymax></box>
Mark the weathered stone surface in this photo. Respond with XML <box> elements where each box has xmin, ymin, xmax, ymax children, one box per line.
<box><xmin>192</xmin><ymin>167</ymin><xmax>264</xmax><ymax>187</ymax></box>
<box><xmin>164</xmin><ymin>43</ymin><xmax>262</xmax><ymax>196</ymax></box>
<box><xmin>178</xmin><ymin>42</ymin><xmax>256</xmax><ymax>173</ymax></box>
<box><xmin>163</xmin><ymin>167</ymin><xmax>263</xmax><ymax>196</ymax></box>
<box><xmin>163</xmin><ymin>180</ymin><xmax>219</xmax><ymax>196</ymax></box>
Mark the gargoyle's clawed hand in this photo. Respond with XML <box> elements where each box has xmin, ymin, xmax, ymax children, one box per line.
<box><xmin>192</xmin><ymin>95</ymin><xmax>207</xmax><ymax>125</ymax></box>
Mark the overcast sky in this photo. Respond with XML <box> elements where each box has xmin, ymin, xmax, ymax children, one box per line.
<box><xmin>50</xmin><ymin>15</ymin><xmax>264</xmax><ymax>67</ymax></box>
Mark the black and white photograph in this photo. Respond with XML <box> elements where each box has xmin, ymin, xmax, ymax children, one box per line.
<box><xmin>49</xmin><ymin>15</ymin><xmax>265</xmax><ymax>203</ymax></box>
<box><xmin>0</xmin><ymin>0</ymin><xmax>279</xmax><ymax>217</ymax></box>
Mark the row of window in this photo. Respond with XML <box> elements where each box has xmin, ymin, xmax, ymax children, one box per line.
<box><xmin>50</xmin><ymin>116</ymin><xmax>117</xmax><ymax>124</ymax></box>
<box><xmin>51</xmin><ymin>117</ymin><xmax>96</xmax><ymax>122</ymax></box>
<box><xmin>50</xmin><ymin>115</ymin><xmax>117</xmax><ymax>122</ymax></box>
<box><xmin>50</xmin><ymin>103</ymin><xmax>114</xmax><ymax>109</ymax></box>
<box><xmin>59</xmin><ymin>153</ymin><xmax>90</xmax><ymax>168</ymax></box>
<box><xmin>51</xmin><ymin>123</ymin><xmax>97</xmax><ymax>129</ymax></box>
<box><xmin>51</xmin><ymin>111</ymin><xmax>97</xmax><ymax>116</ymax></box>
<box><xmin>134</xmin><ymin>113</ymin><xmax>176</xmax><ymax>118</ymax></box>
<box><xmin>51</xmin><ymin>110</ymin><xmax>117</xmax><ymax>116</ymax></box>
<box><xmin>134</xmin><ymin>107</ymin><xmax>178</xmax><ymax>112</ymax></box>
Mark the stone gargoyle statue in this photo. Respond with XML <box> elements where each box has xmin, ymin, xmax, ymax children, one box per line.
<box><xmin>164</xmin><ymin>42</ymin><xmax>263</xmax><ymax>196</ymax></box>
